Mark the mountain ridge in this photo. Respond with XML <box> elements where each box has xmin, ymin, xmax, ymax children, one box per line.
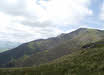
<box><xmin>0</xmin><ymin>28</ymin><xmax>104</xmax><ymax>67</ymax></box>
<box><xmin>0</xmin><ymin>39</ymin><xmax>104</xmax><ymax>75</ymax></box>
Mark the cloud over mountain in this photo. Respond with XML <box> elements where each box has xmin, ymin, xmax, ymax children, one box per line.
<box><xmin>0</xmin><ymin>0</ymin><xmax>93</xmax><ymax>43</ymax></box>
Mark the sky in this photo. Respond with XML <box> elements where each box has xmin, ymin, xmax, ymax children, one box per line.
<box><xmin>0</xmin><ymin>0</ymin><xmax>104</xmax><ymax>43</ymax></box>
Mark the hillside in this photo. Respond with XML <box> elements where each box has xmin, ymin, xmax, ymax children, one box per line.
<box><xmin>0</xmin><ymin>40</ymin><xmax>104</xmax><ymax>75</ymax></box>
<box><xmin>0</xmin><ymin>38</ymin><xmax>64</xmax><ymax>67</ymax></box>
<box><xmin>9</xmin><ymin>28</ymin><xmax>104</xmax><ymax>67</ymax></box>
<box><xmin>0</xmin><ymin>28</ymin><xmax>104</xmax><ymax>67</ymax></box>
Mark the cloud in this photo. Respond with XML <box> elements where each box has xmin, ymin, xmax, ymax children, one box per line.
<box><xmin>0</xmin><ymin>25</ymin><xmax>63</xmax><ymax>42</ymax></box>
<box><xmin>38</xmin><ymin>0</ymin><xmax>93</xmax><ymax>25</ymax></box>
<box><xmin>100</xmin><ymin>2</ymin><xmax>104</xmax><ymax>20</ymax></box>
<box><xmin>0</xmin><ymin>0</ymin><xmax>92</xmax><ymax>43</ymax></box>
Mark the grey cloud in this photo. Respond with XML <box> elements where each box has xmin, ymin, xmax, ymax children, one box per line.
<box><xmin>0</xmin><ymin>0</ymin><xmax>93</xmax><ymax>43</ymax></box>
<box><xmin>0</xmin><ymin>0</ymin><xmax>26</xmax><ymax>16</ymax></box>
<box><xmin>21</xmin><ymin>20</ymin><xmax>54</xmax><ymax>27</ymax></box>
<box><xmin>0</xmin><ymin>0</ymin><xmax>53</xmax><ymax>28</ymax></box>
<box><xmin>0</xmin><ymin>26</ymin><xmax>62</xmax><ymax>43</ymax></box>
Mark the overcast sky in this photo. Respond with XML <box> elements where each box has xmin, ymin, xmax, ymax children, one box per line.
<box><xmin>0</xmin><ymin>0</ymin><xmax>104</xmax><ymax>43</ymax></box>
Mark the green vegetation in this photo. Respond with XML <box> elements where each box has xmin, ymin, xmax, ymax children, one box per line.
<box><xmin>28</xmin><ymin>42</ymin><xmax>36</xmax><ymax>49</ymax></box>
<box><xmin>0</xmin><ymin>45</ymin><xmax>104</xmax><ymax>75</ymax></box>
<box><xmin>7</xmin><ymin>28</ymin><xmax>104</xmax><ymax>67</ymax></box>
<box><xmin>0</xmin><ymin>28</ymin><xmax>104</xmax><ymax>75</ymax></box>
<box><xmin>0</xmin><ymin>28</ymin><xmax>104</xmax><ymax>68</ymax></box>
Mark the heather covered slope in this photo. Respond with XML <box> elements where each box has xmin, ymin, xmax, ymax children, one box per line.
<box><xmin>0</xmin><ymin>28</ymin><xmax>104</xmax><ymax>67</ymax></box>
<box><xmin>0</xmin><ymin>41</ymin><xmax>104</xmax><ymax>75</ymax></box>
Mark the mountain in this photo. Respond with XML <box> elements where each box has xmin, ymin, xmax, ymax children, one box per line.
<box><xmin>0</xmin><ymin>41</ymin><xmax>20</xmax><ymax>53</ymax></box>
<box><xmin>0</xmin><ymin>28</ymin><xmax>104</xmax><ymax>67</ymax></box>
<box><xmin>0</xmin><ymin>40</ymin><xmax>104</xmax><ymax>75</ymax></box>
<box><xmin>0</xmin><ymin>36</ymin><xmax>65</xmax><ymax>67</ymax></box>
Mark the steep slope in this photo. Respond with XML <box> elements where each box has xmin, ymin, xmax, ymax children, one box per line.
<box><xmin>8</xmin><ymin>28</ymin><xmax>104</xmax><ymax>67</ymax></box>
<box><xmin>1</xmin><ymin>41</ymin><xmax>104</xmax><ymax>75</ymax></box>
<box><xmin>0</xmin><ymin>38</ymin><xmax>65</xmax><ymax>67</ymax></box>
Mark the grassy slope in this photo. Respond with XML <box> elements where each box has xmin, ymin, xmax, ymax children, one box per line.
<box><xmin>1</xmin><ymin>43</ymin><xmax>104</xmax><ymax>75</ymax></box>
<box><xmin>0</xmin><ymin>38</ymin><xmax>63</xmax><ymax>67</ymax></box>
<box><xmin>1</xmin><ymin>28</ymin><xmax>104</xmax><ymax>68</ymax></box>
<box><xmin>11</xmin><ymin>28</ymin><xmax>104</xmax><ymax>67</ymax></box>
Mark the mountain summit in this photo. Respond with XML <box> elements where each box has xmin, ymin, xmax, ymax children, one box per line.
<box><xmin>0</xmin><ymin>28</ymin><xmax>104</xmax><ymax>67</ymax></box>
